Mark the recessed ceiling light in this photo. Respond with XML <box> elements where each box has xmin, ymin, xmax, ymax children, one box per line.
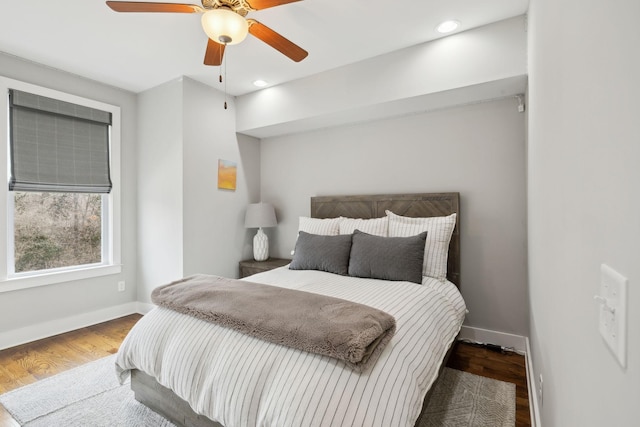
<box><xmin>436</xmin><ymin>20</ymin><xmax>460</xmax><ymax>34</ymax></box>
<box><xmin>253</xmin><ymin>79</ymin><xmax>268</xmax><ymax>87</ymax></box>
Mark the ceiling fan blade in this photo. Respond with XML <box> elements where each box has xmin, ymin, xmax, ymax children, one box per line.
<box><xmin>106</xmin><ymin>1</ymin><xmax>203</xmax><ymax>13</ymax></box>
<box><xmin>245</xmin><ymin>0</ymin><xmax>302</xmax><ymax>11</ymax></box>
<box><xmin>247</xmin><ymin>20</ymin><xmax>308</xmax><ymax>62</ymax></box>
<box><xmin>204</xmin><ymin>39</ymin><xmax>226</xmax><ymax>66</ymax></box>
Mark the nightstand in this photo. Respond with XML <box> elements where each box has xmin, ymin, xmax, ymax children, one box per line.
<box><xmin>239</xmin><ymin>258</ymin><xmax>291</xmax><ymax>278</ymax></box>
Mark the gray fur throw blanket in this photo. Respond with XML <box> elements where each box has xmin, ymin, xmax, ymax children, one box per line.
<box><xmin>151</xmin><ymin>274</ymin><xmax>396</xmax><ymax>372</ymax></box>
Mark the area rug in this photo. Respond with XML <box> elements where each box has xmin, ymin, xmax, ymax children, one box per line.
<box><xmin>420</xmin><ymin>367</ymin><xmax>516</xmax><ymax>427</ymax></box>
<box><xmin>0</xmin><ymin>355</ymin><xmax>515</xmax><ymax>427</ymax></box>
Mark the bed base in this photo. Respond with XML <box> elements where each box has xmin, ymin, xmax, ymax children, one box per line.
<box><xmin>132</xmin><ymin>369</ymin><xmax>222</xmax><ymax>427</ymax></box>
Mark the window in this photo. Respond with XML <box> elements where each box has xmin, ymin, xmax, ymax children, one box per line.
<box><xmin>12</xmin><ymin>192</ymin><xmax>104</xmax><ymax>273</ymax></box>
<box><xmin>0</xmin><ymin>78</ymin><xmax>121</xmax><ymax>291</ymax></box>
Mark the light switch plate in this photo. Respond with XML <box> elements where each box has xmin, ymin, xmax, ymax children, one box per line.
<box><xmin>599</xmin><ymin>264</ymin><xmax>628</xmax><ymax>368</ymax></box>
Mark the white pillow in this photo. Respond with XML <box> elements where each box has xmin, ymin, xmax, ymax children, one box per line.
<box><xmin>339</xmin><ymin>217</ymin><xmax>388</xmax><ymax>236</ymax></box>
<box><xmin>298</xmin><ymin>216</ymin><xmax>342</xmax><ymax>236</ymax></box>
<box><xmin>386</xmin><ymin>211</ymin><xmax>457</xmax><ymax>281</ymax></box>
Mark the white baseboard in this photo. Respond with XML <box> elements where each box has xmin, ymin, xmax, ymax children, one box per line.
<box><xmin>0</xmin><ymin>302</ymin><xmax>140</xmax><ymax>351</ymax></box>
<box><xmin>458</xmin><ymin>325</ymin><xmax>527</xmax><ymax>354</ymax></box>
<box><xmin>136</xmin><ymin>301</ymin><xmax>155</xmax><ymax>314</ymax></box>
<box><xmin>525</xmin><ymin>337</ymin><xmax>542</xmax><ymax>427</ymax></box>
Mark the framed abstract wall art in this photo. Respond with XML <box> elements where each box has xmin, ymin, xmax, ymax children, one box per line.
<box><xmin>217</xmin><ymin>159</ymin><xmax>237</xmax><ymax>191</ymax></box>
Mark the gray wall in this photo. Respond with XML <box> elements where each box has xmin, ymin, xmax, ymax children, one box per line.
<box><xmin>0</xmin><ymin>53</ymin><xmax>138</xmax><ymax>333</ymax></box>
<box><xmin>136</xmin><ymin>77</ymin><xmax>261</xmax><ymax>303</ymax></box>
<box><xmin>182</xmin><ymin>78</ymin><xmax>261</xmax><ymax>279</ymax></box>
<box><xmin>528</xmin><ymin>0</ymin><xmax>640</xmax><ymax>425</ymax></box>
<box><xmin>136</xmin><ymin>78</ymin><xmax>184</xmax><ymax>301</ymax></box>
<box><xmin>261</xmin><ymin>97</ymin><xmax>528</xmax><ymax>336</ymax></box>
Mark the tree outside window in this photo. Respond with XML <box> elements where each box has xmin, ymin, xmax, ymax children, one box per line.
<box><xmin>13</xmin><ymin>192</ymin><xmax>102</xmax><ymax>273</ymax></box>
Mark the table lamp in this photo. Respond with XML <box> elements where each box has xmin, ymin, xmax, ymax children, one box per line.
<box><xmin>244</xmin><ymin>202</ymin><xmax>277</xmax><ymax>261</ymax></box>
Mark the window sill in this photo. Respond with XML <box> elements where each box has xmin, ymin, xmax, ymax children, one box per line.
<box><xmin>0</xmin><ymin>264</ymin><xmax>122</xmax><ymax>294</ymax></box>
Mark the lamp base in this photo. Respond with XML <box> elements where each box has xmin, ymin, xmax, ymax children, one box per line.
<box><xmin>253</xmin><ymin>228</ymin><xmax>269</xmax><ymax>261</ymax></box>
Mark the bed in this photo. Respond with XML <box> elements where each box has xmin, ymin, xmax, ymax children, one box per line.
<box><xmin>115</xmin><ymin>192</ymin><xmax>465</xmax><ymax>427</ymax></box>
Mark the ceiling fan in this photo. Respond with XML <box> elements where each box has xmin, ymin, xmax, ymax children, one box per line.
<box><xmin>105</xmin><ymin>0</ymin><xmax>308</xmax><ymax>66</ymax></box>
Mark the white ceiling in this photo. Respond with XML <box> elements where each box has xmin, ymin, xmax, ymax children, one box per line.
<box><xmin>0</xmin><ymin>0</ymin><xmax>528</xmax><ymax>96</ymax></box>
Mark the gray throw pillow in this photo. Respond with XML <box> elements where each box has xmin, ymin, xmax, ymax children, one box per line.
<box><xmin>348</xmin><ymin>230</ymin><xmax>427</xmax><ymax>284</ymax></box>
<box><xmin>289</xmin><ymin>231</ymin><xmax>353</xmax><ymax>275</ymax></box>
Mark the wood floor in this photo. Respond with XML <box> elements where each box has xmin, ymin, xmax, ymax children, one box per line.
<box><xmin>0</xmin><ymin>314</ymin><xmax>141</xmax><ymax>427</ymax></box>
<box><xmin>0</xmin><ymin>315</ymin><xmax>530</xmax><ymax>427</ymax></box>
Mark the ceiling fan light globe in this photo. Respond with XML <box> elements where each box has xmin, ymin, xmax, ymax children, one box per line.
<box><xmin>201</xmin><ymin>9</ymin><xmax>248</xmax><ymax>45</ymax></box>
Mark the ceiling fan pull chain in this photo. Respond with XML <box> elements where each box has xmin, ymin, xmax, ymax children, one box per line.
<box><xmin>224</xmin><ymin>44</ymin><xmax>228</xmax><ymax>109</ymax></box>
<box><xmin>219</xmin><ymin>41</ymin><xmax>223</xmax><ymax>83</ymax></box>
<box><xmin>219</xmin><ymin>68</ymin><xmax>226</xmax><ymax>108</ymax></box>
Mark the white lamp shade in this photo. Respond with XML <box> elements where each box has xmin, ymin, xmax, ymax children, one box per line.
<box><xmin>201</xmin><ymin>9</ymin><xmax>248</xmax><ymax>45</ymax></box>
<box><xmin>245</xmin><ymin>202</ymin><xmax>277</xmax><ymax>228</ymax></box>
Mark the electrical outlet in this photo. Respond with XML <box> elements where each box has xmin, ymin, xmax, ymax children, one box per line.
<box><xmin>538</xmin><ymin>374</ymin><xmax>543</xmax><ymax>407</ymax></box>
<box><xmin>117</xmin><ymin>281</ymin><xmax>125</xmax><ymax>292</ymax></box>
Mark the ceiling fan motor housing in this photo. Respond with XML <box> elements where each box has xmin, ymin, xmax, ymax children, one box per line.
<box><xmin>202</xmin><ymin>0</ymin><xmax>253</xmax><ymax>16</ymax></box>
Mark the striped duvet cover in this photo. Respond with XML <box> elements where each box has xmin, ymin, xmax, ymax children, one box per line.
<box><xmin>115</xmin><ymin>267</ymin><xmax>466</xmax><ymax>427</ymax></box>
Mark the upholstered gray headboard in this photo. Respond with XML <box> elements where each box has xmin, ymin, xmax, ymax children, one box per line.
<box><xmin>310</xmin><ymin>193</ymin><xmax>460</xmax><ymax>287</ymax></box>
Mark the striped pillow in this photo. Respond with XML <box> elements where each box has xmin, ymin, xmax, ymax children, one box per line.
<box><xmin>298</xmin><ymin>216</ymin><xmax>342</xmax><ymax>235</ymax></box>
<box><xmin>386</xmin><ymin>211</ymin><xmax>457</xmax><ymax>281</ymax></box>
<box><xmin>339</xmin><ymin>217</ymin><xmax>388</xmax><ymax>236</ymax></box>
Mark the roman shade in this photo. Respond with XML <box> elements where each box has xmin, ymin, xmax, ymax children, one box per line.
<box><xmin>8</xmin><ymin>89</ymin><xmax>112</xmax><ymax>194</ymax></box>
